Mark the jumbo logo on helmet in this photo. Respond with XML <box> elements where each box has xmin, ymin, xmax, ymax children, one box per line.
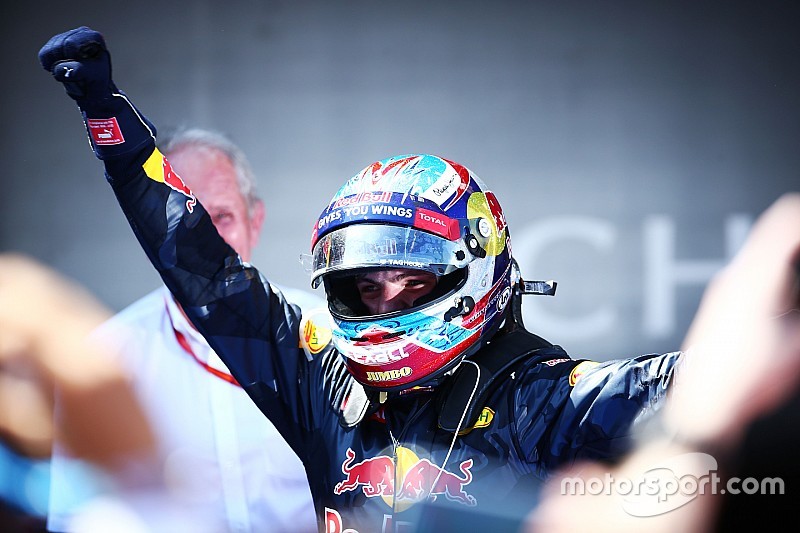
<box><xmin>366</xmin><ymin>367</ymin><xmax>412</xmax><ymax>382</ymax></box>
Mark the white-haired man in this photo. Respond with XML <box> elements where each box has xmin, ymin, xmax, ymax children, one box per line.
<box><xmin>47</xmin><ymin>128</ymin><xmax>320</xmax><ymax>533</ymax></box>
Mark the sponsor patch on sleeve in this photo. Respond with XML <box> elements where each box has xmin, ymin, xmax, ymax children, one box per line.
<box><xmin>457</xmin><ymin>407</ymin><xmax>495</xmax><ymax>435</ymax></box>
<box><xmin>142</xmin><ymin>148</ymin><xmax>197</xmax><ymax>213</ymax></box>
<box><xmin>569</xmin><ymin>360</ymin><xmax>601</xmax><ymax>386</ymax></box>
<box><xmin>300</xmin><ymin>309</ymin><xmax>333</xmax><ymax>357</ymax></box>
<box><xmin>542</xmin><ymin>358</ymin><xmax>571</xmax><ymax>367</ymax></box>
<box><xmin>87</xmin><ymin>117</ymin><xmax>125</xmax><ymax>145</ymax></box>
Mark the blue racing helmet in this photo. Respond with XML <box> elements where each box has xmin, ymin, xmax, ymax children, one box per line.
<box><xmin>310</xmin><ymin>154</ymin><xmax>514</xmax><ymax>390</ymax></box>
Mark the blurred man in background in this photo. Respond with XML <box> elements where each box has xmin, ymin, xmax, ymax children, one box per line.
<box><xmin>47</xmin><ymin>129</ymin><xmax>320</xmax><ymax>533</ymax></box>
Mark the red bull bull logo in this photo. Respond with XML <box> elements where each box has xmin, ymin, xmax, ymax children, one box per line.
<box><xmin>142</xmin><ymin>148</ymin><xmax>197</xmax><ymax>213</ymax></box>
<box><xmin>396</xmin><ymin>457</ymin><xmax>476</xmax><ymax>506</ymax></box>
<box><xmin>333</xmin><ymin>447</ymin><xmax>477</xmax><ymax>510</ymax></box>
<box><xmin>334</xmin><ymin>448</ymin><xmax>395</xmax><ymax>497</ymax></box>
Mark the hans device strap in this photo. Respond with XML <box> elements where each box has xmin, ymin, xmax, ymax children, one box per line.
<box><xmin>436</xmin><ymin>328</ymin><xmax>559</xmax><ymax>433</ymax></box>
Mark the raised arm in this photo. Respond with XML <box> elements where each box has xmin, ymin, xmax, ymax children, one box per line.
<box><xmin>39</xmin><ymin>26</ymin><xmax>317</xmax><ymax>452</ymax></box>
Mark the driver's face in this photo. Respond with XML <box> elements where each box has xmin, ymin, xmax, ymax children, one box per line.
<box><xmin>355</xmin><ymin>269</ymin><xmax>438</xmax><ymax>315</ymax></box>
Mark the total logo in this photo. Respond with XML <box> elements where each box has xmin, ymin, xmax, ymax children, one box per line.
<box><xmin>333</xmin><ymin>447</ymin><xmax>477</xmax><ymax>511</ymax></box>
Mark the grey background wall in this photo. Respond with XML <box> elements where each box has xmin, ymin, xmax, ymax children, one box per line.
<box><xmin>2</xmin><ymin>1</ymin><xmax>798</xmax><ymax>360</ymax></box>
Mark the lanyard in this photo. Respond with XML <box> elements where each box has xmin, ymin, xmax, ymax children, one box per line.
<box><xmin>165</xmin><ymin>297</ymin><xmax>241</xmax><ymax>387</ymax></box>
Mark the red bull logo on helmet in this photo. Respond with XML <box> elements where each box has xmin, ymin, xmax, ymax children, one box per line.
<box><xmin>142</xmin><ymin>148</ymin><xmax>197</xmax><ymax>213</ymax></box>
<box><xmin>333</xmin><ymin>446</ymin><xmax>477</xmax><ymax>512</ymax></box>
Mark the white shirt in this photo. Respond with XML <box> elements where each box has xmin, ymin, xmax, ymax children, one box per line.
<box><xmin>48</xmin><ymin>285</ymin><xmax>322</xmax><ymax>533</ymax></box>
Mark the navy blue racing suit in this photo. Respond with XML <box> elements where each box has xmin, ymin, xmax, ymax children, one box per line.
<box><xmin>97</xmin><ymin>139</ymin><xmax>681</xmax><ymax>533</ymax></box>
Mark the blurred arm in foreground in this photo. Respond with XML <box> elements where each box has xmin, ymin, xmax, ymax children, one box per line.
<box><xmin>0</xmin><ymin>253</ymin><xmax>156</xmax><ymax>469</ymax></box>
<box><xmin>0</xmin><ymin>254</ymin><xmax>180</xmax><ymax>531</ymax></box>
<box><xmin>527</xmin><ymin>192</ymin><xmax>800</xmax><ymax>533</ymax></box>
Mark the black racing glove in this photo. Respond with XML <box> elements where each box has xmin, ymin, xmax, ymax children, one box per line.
<box><xmin>39</xmin><ymin>26</ymin><xmax>156</xmax><ymax>160</ymax></box>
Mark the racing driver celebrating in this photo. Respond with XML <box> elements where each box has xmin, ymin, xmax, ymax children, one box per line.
<box><xmin>40</xmin><ymin>26</ymin><xmax>683</xmax><ymax>533</ymax></box>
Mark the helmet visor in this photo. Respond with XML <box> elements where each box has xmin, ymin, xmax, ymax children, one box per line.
<box><xmin>311</xmin><ymin>224</ymin><xmax>472</xmax><ymax>288</ymax></box>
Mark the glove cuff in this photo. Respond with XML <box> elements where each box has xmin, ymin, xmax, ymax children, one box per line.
<box><xmin>78</xmin><ymin>90</ymin><xmax>157</xmax><ymax>161</ymax></box>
